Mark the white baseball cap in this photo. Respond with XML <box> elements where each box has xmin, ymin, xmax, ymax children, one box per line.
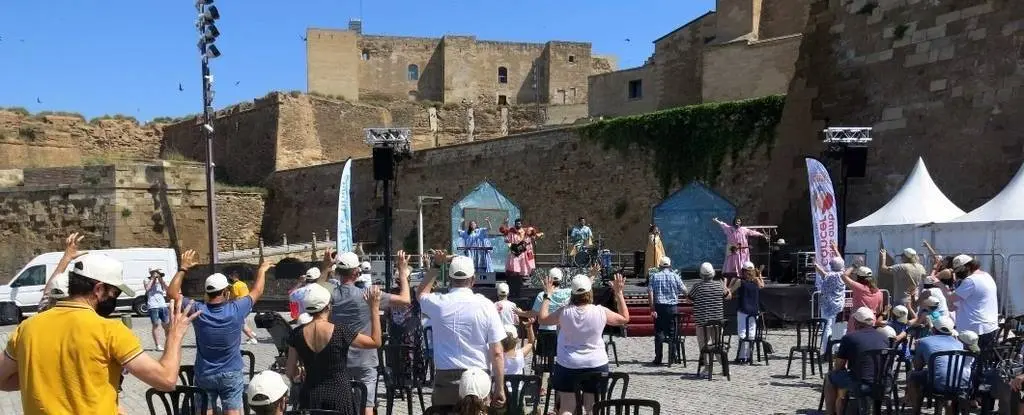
<box><xmin>450</xmin><ymin>256</ymin><xmax>475</xmax><ymax>279</ymax></box>
<box><xmin>658</xmin><ymin>256</ymin><xmax>672</xmax><ymax>268</ymax></box>
<box><xmin>504</xmin><ymin>324</ymin><xmax>519</xmax><ymax>339</ymax></box>
<box><xmin>457</xmin><ymin>368</ymin><xmax>491</xmax><ymax>399</ymax></box>
<box><xmin>496</xmin><ymin>282</ymin><xmax>510</xmax><ymax>295</ymax></box>
<box><xmin>303</xmin><ymin>267</ymin><xmax>321</xmax><ymax>281</ymax></box>
<box><xmin>205</xmin><ymin>273</ymin><xmax>230</xmax><ymax>293</ymax></box>
<box><xmin>51</xmin><ymin>271</ymin><xmax>70</xmax><ymax>299</ymax></box>
<box><xmin>776</xmin><ymin>238</ymin><xmax>787</xmax><ymax>245</ymax></box>
<box><xmin>548</xmin><ymin>268</ymin><xmax>564</xmax><ymax>281</ymax></box>
<box><xmin>699</xmin><ymin>262</ymin><xmax>715</xmax><ymax>276</ymax></box>
<box><xmin>855</xmin><ymin>266</ymin><xmax>873</xmax><ymax>278</ymax></box>
<box><xmin>303</xmin><ymin>283</ymin><xmax>332</xmax><ymax>313</ymax></box>
<box><xmin>921</xmin><ymin>295</ymin><xmax>940</xmax><ymax>308</ymax></box>
<box><xmin>877</xmin><ymin>325</ymin><xmax>897</xmax><ymax>339</ymax></box>
<box><xmin>742</xmin><ymin>261</ymin><xmax>755</xmax><ymax>270</ymax></box>
<box><xmin>952</xmin><ymin>254</ymin><xmax>974</xmax><ymax>269</ymax></box>
<box><xmin>246</xmin><ymin>370</ymin><xmax>290</xmax><ymax>406</ymax></box>
<box><xmin>360</xmin><ymin>261</ymin><xmax>372</xmax><ymax>272</ymax></box>
<box><xmin>958</xmin><ymin>330</ymin><xmax>980</xmax><ymax>352</ymax></box>
<box><xmin>335</xmin><ymin>252</ymin><xmax>360</xmax><ymax>269</ymax></box>
<box><xmin>356</xmin><ymin>274</ymin><xmax>373</xmax><ymax>286</ymax></box>
<box><xmin>852</xmin><ymin>306</ymin><xmax>876</xmax><ymax>324</ymax></box>
<box><xmin>892</xmin><ymin>305</ymin><xmax>909</xmax><ymax>323</ymax></box>
<box><xmin>902</xmin><ymin>248</ymin><xmax>918</xmax><ymax>257</ymax></box>
<box><xmin>297</xmin><ymin>313</ymin><xmax>313</xmax><ymax>325</ymax></box>
<box><xmin>570</xmin><ymin>274</ymin><xmax>592</xmax><ymax>294</ymax></box>
<box><xmin>68</xmin><ymin>253</ymin><xmax>134</xmax><ymax>297</ymax></box>
<box><xmin>934</xmin><ymin>316</ymin><xmax>956</xmax><ymax>334</ymax></box>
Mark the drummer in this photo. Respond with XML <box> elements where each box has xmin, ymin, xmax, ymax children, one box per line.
<box><xmin>569</xmin><ymin>217</ymin><xmax>594</xmax><ymax>257</ymax></box>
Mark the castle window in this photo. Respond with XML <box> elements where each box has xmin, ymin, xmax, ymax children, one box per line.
<box><xmin>361</xmin><ymin>49</ymin><xmax>370</xmax><ymax>60</ymax></box>
<box><xmin>628</xmin><ymin>79</ymin><xmax>643</xmax><ymax>100</ymax></box>
<box><xmin>568</xmin><ymin>55</ymin><xmax>575</xmax><ymax>63</ymax></box>
<box><xmin>407</xmin><ymin>64</ymin><xmax>419</xmax><ymax>81</ymax></box>
<box><xmin>498</xmin><ymin>95</ymin><xmax>508</xmax><ymax>105</ymax></box>
<box><xmin>497</xmin><ymin>67</ymin><xmax>508</xmax><ymax>84</ymax></box>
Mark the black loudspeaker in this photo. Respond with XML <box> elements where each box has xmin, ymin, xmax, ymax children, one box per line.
<box><xmin>372</xmin><ymin>147</ymin><xmax>395</xmax><ymax>180</ymax></box>
<box><xmin>845</xmin><ymin>147</ymin><xmax>868</xmax><ymax>178</ymax></box>
<box><xmin>634</xmin><ymin>251</ymin><xmax>645</xmax><ymax>275</ymax></box>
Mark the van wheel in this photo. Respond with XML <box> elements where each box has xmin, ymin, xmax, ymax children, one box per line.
<box><xmin>132</xmin><ymin>297</ymin><xmax>149</xmax><ymax>317</ymax></box>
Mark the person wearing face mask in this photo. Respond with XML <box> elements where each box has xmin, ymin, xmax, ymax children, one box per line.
<box><xmin>940</xmin><ymin>254</ymin><xmax>999</xmax><ymax>350</ymax></box>
<box><xmin>0</xmin><ymin>249</ymin><xmax>201</xmax><ymax>415</ymax></box>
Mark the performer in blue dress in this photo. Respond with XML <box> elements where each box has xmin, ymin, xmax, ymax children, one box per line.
<box><xmin>458</xmin><ymin>217</ymin><xmax>494</xmax><ymax>273</ymax></box>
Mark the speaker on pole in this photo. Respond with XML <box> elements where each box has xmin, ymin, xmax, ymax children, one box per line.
<box><xmin>844</xmin><ymin>147</ymin><xmax>868</xmax><ymax>178</ymax></box>
<box><xmin>372</xmin><ymin>147</ymin><xmax>395</xmax><ymax>181</ymax></box>
<box><xmin>634</xmin><ymin>251</ymin><xmax>645</xmax><ymax>276</ymax></box>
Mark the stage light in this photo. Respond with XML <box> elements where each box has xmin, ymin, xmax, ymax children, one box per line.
<box><xmin>204</xmin><ymin>45</ymin><xmax>221</xmax><ymax>59</ymax></box>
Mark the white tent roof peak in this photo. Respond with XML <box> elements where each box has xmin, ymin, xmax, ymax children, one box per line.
<box><xmin>947</xmin><ymin>161</ymin><xmax>1024</xmax><ymax>223</ymax></box>
<box><xmin>850</xmin><ymin>157</ymin><xmax>965</xmax><ymax>227</ymax></box>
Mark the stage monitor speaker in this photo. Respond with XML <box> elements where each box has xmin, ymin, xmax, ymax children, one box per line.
<box><xmin>844</xmin><ymin>147</ymin><xmax>868</xmax><ymax>178</ymax></box>
<box><xmin>634</xmin><ymin>251</ymin><xmax>645</xmax><ymax>276</ymax></box>
<box><xmin>372</xmin><ymin>147</ymin><xmax>395</xmax><ymax>181</ymax></box>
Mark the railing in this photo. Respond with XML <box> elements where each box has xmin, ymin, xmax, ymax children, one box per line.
<box><xmin>218</xmin><ymin>231</ymin><xmax>335</xmax><ymax>262</ymax></box>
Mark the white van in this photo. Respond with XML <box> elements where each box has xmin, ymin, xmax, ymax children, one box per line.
<box><xmin>0</xmin><ymin>248</ymin><xmax>178</xmax><ymax>319</ymax></box>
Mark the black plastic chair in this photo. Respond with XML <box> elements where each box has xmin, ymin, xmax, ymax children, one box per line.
<box><xmin>284</xmin><ymin>410</ymin><xmax>346</xmax><ymax>414</ymax></box>
<box><xmin>505</xmin><ymin>374</ymin><xmax>542</xmax><ymax>415</ymax></box>
<box><xmin>241</xmin><ymin>350</ymin><xmax>256</xmax><ymax>379</ymax></box>
<box><xmin>145</xmin><ymin>386</ymin><xmax>209</xmax><ymax>415</ymax></box>
<box><xmin>423</xmin><ymin>404</ymin><xmax>456</xmax><ymax>415</ymax></box>
<box><xmin>696</xmin><ymin>321</ymin><xmax>731</xmax><ymax>381</ymax></box>
<box><xmin>817</xmin><ymin>338</ymin><xmax>844</xmax><ymax>412</ymax></box>
<box><xmin>921</xmin><ymin>350</ymin><xmax>977</xmax><ymax>415</ymax></box>
<box><xmin>382</xmin><ymin>344</ymin><xmax>426</xmax><ymax>415</ymax></box>
<box><xmin>177</xmin><ymin>365</ymin><xmax>195</xmax><ymax>387</ymax></box>
<box><xmin>737</xmin><ymin>312</ymin><xmax>770</xmax><ymax>365</ymax></box>
<box><xmin>841</xmin><ymin>348</ymin><xmax>899</xmax><ymax>415</ymax></box>
<box><xmin>786</xmin><ymin>318</ymin><xmax>827</xmax><ymax>379</ymax></box>
<box><xmin>350</xmin><ymin>380</ymin><xmax>368</xmax><ymax>415</ymax></box>
<box><xmin>533</xmin><ymin>329</ymin><xmax>559</xmax><ymax>415</ymax></box>
<box><xmin>422</xmin><ymin>326</ymin><xmax>435</xmax><ymax>383</ymax></box>
<box><xmin>569</xmin><ymin>372</ymin><xmax>629</xmax><ymax>415</ymax></box>
<box><xmin>670</xmin><ymin>313</ymin><xmax>689</xmax><ymax>368</ymax></box>
<box><xmin>604</xmin><ymin>326</ymin><xmax>622</xmax><ymax>367</ymax></box>
<box><xmin>592</xmin><ymin>398</ymin><xmax>661</xmax><ymax>415</ymax></box>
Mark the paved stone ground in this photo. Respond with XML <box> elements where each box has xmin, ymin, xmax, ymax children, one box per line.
<box><xmin>0</xmin><ymin>316</ymin><xmax>849</xmax><ymax>414</ymax></box>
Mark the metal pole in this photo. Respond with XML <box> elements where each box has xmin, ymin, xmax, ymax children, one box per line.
<box><xmin>202</xmin><ymin>58</ymin><xmax>219</xmax><ymax>273</ymax></box>
<box><xmin>384</xmin><ymin>178</ymin><xmax>393</xmax><ymax>289</ymax></box>
<box><xmin>417</xmin><ymin>197</ymin><xmax>425</xmax><ymax>269</ymax></box>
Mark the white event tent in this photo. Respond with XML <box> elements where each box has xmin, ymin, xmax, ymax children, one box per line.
<box><xmin>932</xmin><ymin>162</ymin><xmax>1024</xmax><ymax>314</ymax></box>
<box><xmin>846</xmin><ymin>158</ymin><xmax>965</xmax><ymax>274</ymax></box>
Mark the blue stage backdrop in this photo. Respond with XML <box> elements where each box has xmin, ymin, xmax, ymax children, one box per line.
<box><xmin>450</xmin><ymin>181</ymin><xmax>521</xmax><ymax>273</ymax></box>
<box><xmin>653</xmin><ymin>182</ymin><xmax>737</xmax><ymax>271</ymax></box>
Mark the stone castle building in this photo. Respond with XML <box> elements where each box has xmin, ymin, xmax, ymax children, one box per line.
<box><xmin>588</xmin><ymin>0</ymin><xmax>808</xmax><ymax>117</ymax></box>
<box><xmin>306</xmin><ymin>20</ymin><xmax>616</xmax><ymax>105</ymax></box>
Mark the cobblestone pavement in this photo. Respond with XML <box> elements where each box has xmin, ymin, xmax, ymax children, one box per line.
<box><xmin>0</xmin><ymin>316</ymin><xmax>840</xmax><ymax>414</ymax></box>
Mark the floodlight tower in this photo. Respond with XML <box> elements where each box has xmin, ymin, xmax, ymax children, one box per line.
<box><xmin>366</xmin><ymin>128</ymin><xmax>413</xmax><ymax>289</ymax></box>
<box><xmin>823</xmin><ymin>127</ymin><xmax>872</xmax><ymax>249</ymax></box>
<box><xmin>196</xmin><ymin>0</ymin><xmax>222</xmax><ymax>271</ymax></box>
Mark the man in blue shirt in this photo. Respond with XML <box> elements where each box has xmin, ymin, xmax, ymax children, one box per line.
<box><xmin>647</xmin><ymin>256</ymin><xmax>686</xmax><ymax>366</ymax></box>
<box><xmin>168</xmin><ymin>254</ymin><xmax>268</xmax><ymax>415</ymax></box>
<box><xmin>906</xmin><ymin>316</ymin><xmax>970</xmax><ymax>413</ymax></box>
<box><xmin>569</xmin><ymin>217</ymin><xmax>593</xmax><ymax>255</ymax></box>
<box><xmin>823</xmin><ymin>307</ymin><xmax>890</xmax><ymax>415</ymax></box>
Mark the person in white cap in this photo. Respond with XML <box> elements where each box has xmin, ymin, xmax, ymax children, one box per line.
<box><xmin>530</xmin><ymin>267</ymin><xmax>571</xmax><ymax>334</ymax></box>
<box><xmin>906</xmin><ymin>315</ymin><xmax>971</xmax><ymax>413</ymax></box>
<box><xmin>454</xmin><ymin>367</ymin><xmax>493</xmax><ymax>415</ymax></box>
<box><xmin>168</xmin><ymin>251</ymin><xmax>269</xmax><ymax>415</ymax></box>
<box><xmin>287</xmin><ymin>267</ymin><xmax>321</xmax><ymax>322</ymax></box>
<box><xmin>839</xmin><ymin>265</ymin><xmax>884</xmax><ymax>333</ymax></box>
<box><xmin>646</xmin><ymin>256</ymin><xmax>687</xmax><ymax>366</ymax></box>
<box><xmin>501</xmin><ymin>323</ymin><xmax>535</xmax><ymax>376</ymax></box>
<box><xmin>419</xmin><ymin>250</ymin><xmax>507</xmax><ymax>407</ymax></box>
<box><xmin>246</xmin><ymin>370</ymin><xmax>291</xmax><ymax>415</ymax></box>
<box><xmin>355</xmin><ymin>261</ymin><xmax>373</xmax><ymax>288</ymax></box>
<box><xmin>538</xmin><ymin>272</ymin><xmax>630</xmax><ymax>415</ymax></box>
<box><xmin>0</xmin><ymin>240</ymin><xmax>200</xmax><ymax>415</ymax></box>
<box><xmin>916</xmin><ymin>275</ymin><xmax>948</xmax><ymax>317</ymax></box>
<box><xmin>285</xmin><ymin>282</ymin><xmax>382</xmax><ymax>411</ymax></box>
<box><xmin>729</xmin><ymin>261</ymin><xmax>765</xmax><ymax>364</ymax></box>
<box><xmin>822</xmin><ymin>307</ymin><xmax>890</xmax><ymax>415</ymax></box>
<box><xmin>322</xmin><ymin>248</ymin><xmax>410</xmax><ymax>415</ymax></box>
<box><xmin>813</xmin><ymin>254</ymin><xmax>849</xmax><ymax>354</ymax></box>
<box><xmin>942</xmin><ymin>254</ymin><xmax>999</xmax><ymax>350</ymax></box>
<box><xmin>688</xmin><ymin>262</ymin><xmax>731</xmax><ymax>373</ymax></box>
<box><xmin>144</xmin><ymin>267</ymin><xmax>171</xmax><ymax>351</ymax></box>
<box><xmin>494</xmin><ymin>282</ymin><xmax>524</xmax><ymax>326</ymax></box>
<box><xmin>879</xmin><ymin>247</ymin><xmax>927</xmax><ymax>308</ymax></box>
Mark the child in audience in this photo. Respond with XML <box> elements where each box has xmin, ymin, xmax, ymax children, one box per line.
<box><xmin>456</xmin><ymin>368</ymin><xmax>492</xmax><ymax>415</ymax></box>
<box><xmin>503</xmin><ymin>322</ymin><xmax>535</xmax><ymax>375</ymax></box>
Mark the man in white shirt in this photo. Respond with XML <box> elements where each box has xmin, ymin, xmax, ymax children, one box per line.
<box><xmin>943</xmin><ymin>254</ymin><xmax>999</xmax><ymax>349</ymax></box>
<box><xmin>419</xmin><ymin>251</ymin><xmax>506</xmax><ymax>407</ymax></box>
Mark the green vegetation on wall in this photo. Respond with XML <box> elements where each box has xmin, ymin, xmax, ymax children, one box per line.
<box><xmin>577</xmin><ymin>94</ymin><xmax>786</xmax><ymax>194</ymax></box>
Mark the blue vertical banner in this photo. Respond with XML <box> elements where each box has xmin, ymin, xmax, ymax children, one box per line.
<box><xmin>337</xmin><ymin>159</ymin><xmax>353</xmax><ymax>254</ymax></box>
<box><xmin>806</xmin><ymin>158</ymin><xmax>839</xmax><ymax>268</ymax></box>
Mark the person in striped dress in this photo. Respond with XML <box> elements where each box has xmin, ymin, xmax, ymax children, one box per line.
<box><xmin>687</xmin><ymin>262</ymin><xmax>731</xmax><ymax>374</ymax></box>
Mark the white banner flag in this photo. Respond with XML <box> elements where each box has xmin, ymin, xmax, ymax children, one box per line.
<box><xmin>806</xmin><ymin>158</ymin><xmax>839</xmax><ymax>268</ymax></box>
<box><xmin>337</xmin><ymin>159</ymin><xmax>353</xmax><ymax>254</ymax></box>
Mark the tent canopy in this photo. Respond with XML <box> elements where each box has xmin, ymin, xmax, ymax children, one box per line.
<box><xmin>849</xmin><ymin>157</ymin><xmax>965</xmax><ymax>228</ymax></box>
<box><xmin>945</xmin><ymin>161</ymin><xmax>1024</xmax><ymax>223</ymax></box>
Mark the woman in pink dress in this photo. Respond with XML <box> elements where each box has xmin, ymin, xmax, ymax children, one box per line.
<box><xmin>712</xmin><ymin>217</ymin><xmax>768</xmax><ymax>277</ymax></box>
<box><xmin>499</xmin><ymin>218</ymin><xmax>544</xmax><ymax>298</ymax></box>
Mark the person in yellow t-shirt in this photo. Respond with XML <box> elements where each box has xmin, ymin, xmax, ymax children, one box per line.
<box><xmin>0</xmin><ymin>239</ymin><xmax>200</xmax><ymax>415</ymax></box>
<box><xmin>228</xmin><ymin>269</ymin><xmax>259</xmax><ymax>344</ymax></box>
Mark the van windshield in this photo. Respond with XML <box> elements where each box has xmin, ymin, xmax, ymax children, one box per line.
<box><xmin>12</xmin><ymin>265</ymin><xmax>47</xmax><ymax>288</ymax></box>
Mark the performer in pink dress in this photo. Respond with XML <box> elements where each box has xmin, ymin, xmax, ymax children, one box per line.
<box><xmin>499</xmin><ymin>218</ymin><xmax>544</xmax><ymax>299</ymax></box>
<box><xmin>713</xmin><ymin>217</ymin><xmax>768</xmax><ymax>278</ymax></box>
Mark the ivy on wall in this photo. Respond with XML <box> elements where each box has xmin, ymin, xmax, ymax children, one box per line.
<box><xmin>577</xmin><ymin>94</ymin><xmax>786</xmax><ymax>194</ymax></box>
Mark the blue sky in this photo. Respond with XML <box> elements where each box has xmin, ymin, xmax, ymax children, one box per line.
<box><xmin>0</xmin><ymin>0</ymin><xmax>714</xmax><ymax>121</ymax></box>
